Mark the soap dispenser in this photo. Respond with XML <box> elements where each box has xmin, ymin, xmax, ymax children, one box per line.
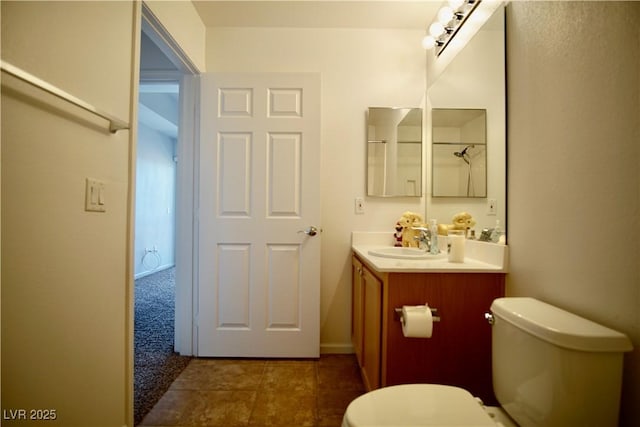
<box><xmin>429</xmin><ymin>219</ymin><xmax>439</xmax><ymax>254</ymax></box>
<box><xmin>490</xmin><ymin>220</ymin><xmax>504</xmax><ymax>243</ymax></box>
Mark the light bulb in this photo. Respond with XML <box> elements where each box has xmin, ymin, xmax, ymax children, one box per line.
<box><xmin>429</xmin><ymin>22</ymin><xmax>445</xmax><ymax>38</ymax></box>
<box><xmin>421</xmin><ymin>35</ymin><xmax>436</xmax><ymax>50</ymax></box>
<box><xmin>448</xmin><ymin>0</ymin><xmax>464</xmax><ymax>10</ymax></box>
<box><xmin>437</xmin><ymin>6</ymin><xmax>454</xmax><ymax>25</ymax></box>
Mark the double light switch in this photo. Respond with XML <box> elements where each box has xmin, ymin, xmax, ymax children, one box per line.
<box><xmin>85</xmin><ymin>178</ymin><xmax>106</xmax><ymax>212</ymax></box>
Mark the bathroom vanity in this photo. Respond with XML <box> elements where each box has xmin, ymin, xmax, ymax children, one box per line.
<box><xmin>351</xmin><ymin>232</ymin><xmax>508</xmax><ymax>405</ymax></box>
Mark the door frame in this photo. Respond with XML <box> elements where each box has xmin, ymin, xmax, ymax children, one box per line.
<box><xmin>140</xmin><ymin>3</ymin><xmax>200</xmax><ymax>356</ymax></box>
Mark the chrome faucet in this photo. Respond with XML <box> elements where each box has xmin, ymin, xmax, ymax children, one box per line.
<box><xmin>412</xmin><ymin>226</ymin><xmax>432</xmax><ymax>252</ymax></box>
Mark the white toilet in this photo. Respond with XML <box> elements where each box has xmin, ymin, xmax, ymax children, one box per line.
<box><xmin>342</xmin><ymin>297</ymin><xmax>633</xmax><ymax>426</ymax></box>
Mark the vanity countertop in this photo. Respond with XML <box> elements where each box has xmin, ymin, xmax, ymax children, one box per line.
<box><xmin>352</xmin><ymin>232</ymin><xmax>508</xmax><ymax>273</ymax></box>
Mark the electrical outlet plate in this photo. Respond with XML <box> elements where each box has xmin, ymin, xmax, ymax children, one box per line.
<box><xmin>487</xmin><ymin>198</ymin><xmax>497</xmax><ymax>215</ymax></box>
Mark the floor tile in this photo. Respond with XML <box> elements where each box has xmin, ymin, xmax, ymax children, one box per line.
<box><xmin>318</xmin><ymin>388</ymin><xmax>364</xmax><ymax>419</ymax></box>
<box><xmin>249</xmin><ymin>389</ymin><xmax>317</xmax><ymax>427</ymax></box>
<box><xmin>319</xmin><ymin>415</ymin><xmax>346</xmax><ymax>427</ymax></box>
<box><xmin>141</xmin><ymin>389</ymin><xmax>256</xmax><ymax>426</ymax></box>
<box><xmin>260</xmin><ymin>363</ymin><xmax>317</xmax><ymax>392</ymax></box>
<box><xmin>317</xmin><ymin>355</ymin><xmax>364</xmax><ymax>391</ymax></box>
<box><xmin>139</xmin><ymin>389</ymin><xmax>199</xmax><ymax>425</ymax></box>
<box><xmin>138</xmin><ymin>355</ymin><xmax>365</xmax><ymax>427</ymax></box>
<box><xmin>170</xmin><ymin>359</ymin><xmax>266</xmax><ymax>391</ymax></box>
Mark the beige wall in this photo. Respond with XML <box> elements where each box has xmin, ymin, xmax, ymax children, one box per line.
<box><xmin>506</xmin><ymin>2</ymin><xmax>640</xmax><ymax>425</ymax></box>
<box><xmin>206</xmin><ymin>27</ymin><xmax>426</xmax><ymax>351</ymax></box>
<box><xmin>1</xmin><ymin>1</ymin><xmax>138</xmax><ymax>425</ymax></box>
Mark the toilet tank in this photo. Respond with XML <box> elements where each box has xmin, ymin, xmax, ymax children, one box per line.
<box><xmin>490</xmin><ymin>297</ymin><xmax>633</xmax><ymax>427</ymax></box>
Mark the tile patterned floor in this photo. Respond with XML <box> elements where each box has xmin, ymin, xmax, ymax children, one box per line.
<box><xmin>140</xmin><ymin>354</ymin><xmax>365</xmax><ymax>427</ymax></box>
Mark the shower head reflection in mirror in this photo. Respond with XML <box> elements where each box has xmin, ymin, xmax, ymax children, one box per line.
<box><xmin>453</xmin><ymin>145</ymin><xmax>474</xmax><ymax>163</ymax></box>
<box><xmin>453</xmin><ymin>145</ymin><xmax>475</xmax><ymax>196</ymax></box>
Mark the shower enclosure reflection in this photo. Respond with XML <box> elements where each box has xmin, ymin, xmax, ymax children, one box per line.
<box><xmin>432</xmin><ymin>108</ymin><xmax>486</xmax><ymax>197</ymax></box>
<box><xmin>367</xmin><ymin>107</ymin><xmax>422</xmax><ymax>197</ymax></box>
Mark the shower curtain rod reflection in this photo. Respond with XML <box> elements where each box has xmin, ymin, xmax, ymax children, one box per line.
<box><xmin>0</xmin><ymin>60</ymin><xmax>130</xmax><ymax>133</ymax></box>
<box><xmin>453</xmin><ymin>145</ymin><xmax>475</xmax><ymax>197</ymax></box>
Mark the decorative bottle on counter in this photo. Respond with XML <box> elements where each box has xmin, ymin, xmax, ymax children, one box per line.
<box><xmin>490</xmin><ymin>220</ymin><xmax>504</xmax><ymax>243</ymax></box>
<box><xmin>429</xmin><ymin>219</ymin><xmax>439</xmax><ymax>254</ymax></box>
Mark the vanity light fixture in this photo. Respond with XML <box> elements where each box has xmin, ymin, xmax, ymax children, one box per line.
<box><xmin>422</xmin><ymin>0</ymin><xmax>482</xmax><ymax>56</ymax></box>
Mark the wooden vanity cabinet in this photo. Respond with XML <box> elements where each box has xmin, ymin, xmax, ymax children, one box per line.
<box><xmin>351</xmin><ymin>253</ymin><xmax>505</xmax><ymax>404</ymax></box>
<box><xmin>351</xmin><ymin>257</ymin><xmax>364</xmax><ymax>366</ymax></box>
<box><xmin>351</xmin><ymin>255</ymin><xmax>382</xmax><ymax>391</ymax></box>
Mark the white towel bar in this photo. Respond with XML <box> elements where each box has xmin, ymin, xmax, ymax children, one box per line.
<box><xmin>1</xmin><ymin>60</ymin><xmax>129</xmax><ymax>133</ymax></box>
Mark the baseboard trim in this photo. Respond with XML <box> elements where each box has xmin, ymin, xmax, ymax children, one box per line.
<box><xmin>320</xmin><ymin>342</ymin><xmax>354</xmax><ymax>354</ymax></box>
<box><xmin>134</xmin><ymin>264</ymin><xmax>175</xmax><ymax>280</ymax></box>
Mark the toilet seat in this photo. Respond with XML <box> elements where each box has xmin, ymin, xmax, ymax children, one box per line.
<box><xmin>342</xmin><ymin>384</ymin><xmax>497</xmax><ymax>426</ymax></box>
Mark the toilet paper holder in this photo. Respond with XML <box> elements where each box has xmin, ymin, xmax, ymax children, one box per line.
<box><xmin>394</xmin><ymin>306</ymin><xmax>441</xmax><ymax>323</ymax></box>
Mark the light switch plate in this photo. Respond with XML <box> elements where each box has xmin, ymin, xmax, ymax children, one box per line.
<box><xmin>85</xmin><ymin>178</ymin><xmax>106</xmax><ymax>212</ymax></box>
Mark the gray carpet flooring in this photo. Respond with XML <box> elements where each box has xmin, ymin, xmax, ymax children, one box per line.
<box><xmin>134</xmin><ymin>267</ymin><xmax>192</xmax><ymax>425</ymax></box>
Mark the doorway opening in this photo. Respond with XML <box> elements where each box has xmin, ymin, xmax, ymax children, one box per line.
<box><xmin>134</xmin><ymin>77</ymin><xmax>188</xmax><ymax>424</ymax></box>
<box><xmin>135</xmin><ymin>80</ymin><xmax>179</xmax><ymax>281</ymax></box>
<box><xmin>133</xmin><ymin>11</ymin><xmax>198</xmax><ymax>423</ymax></box>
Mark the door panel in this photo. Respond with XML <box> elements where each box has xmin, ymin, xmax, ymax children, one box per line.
<box><xmin>268</xmin><ymin>133</ymin><xmax>301</xmax><ymax>216</ymax></box>
<box><xmin>267</xmin><ymin>244</ymin><xmax>301</xmax><ymax>329</ymax></box>
<box><xmin>216</xmin><ymin>244</ymin><xmax>251</xmax><ymax>329</ymax></box>
<box><xmin>218</xmin><ymin>132</ymin><xmax>251</xmax><ymax>216</ymax></box>
<box><xmin>362</xmin><ymin>267</ymin><xmax>382</xmax><ymax>390</ymax></box>
<box><xmin>198</xmin><ymin>73</ymin><xmax>320</xmax><ymax>357</ymax></box>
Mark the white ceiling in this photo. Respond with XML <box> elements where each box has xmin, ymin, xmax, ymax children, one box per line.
<box><xmin>192</xmin><ymin>0</ymin><xmax>442</xmax><ymax>30</ymax></box>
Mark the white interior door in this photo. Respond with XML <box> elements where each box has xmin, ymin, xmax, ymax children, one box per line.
<box><xmin>198</xmin><ymin>73</ymin><xmax>321</xmax><ymax>357</ymax></box>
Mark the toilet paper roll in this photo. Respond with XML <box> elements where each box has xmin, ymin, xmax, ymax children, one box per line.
<box><xmin>401</xmin><ymin>305</ymin><xmax>433</xmax><ymax>338</ymax></box>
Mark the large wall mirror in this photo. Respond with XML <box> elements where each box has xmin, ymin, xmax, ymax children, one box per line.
<box><xmin>367</xmin><ymin>107</ymin><xmax>422</xmax><ymax>197</ymax></box>
<box><xmin>426</xmin><ymin>3</ymin><xmax>506</xmax><ymax>232</ymax></box>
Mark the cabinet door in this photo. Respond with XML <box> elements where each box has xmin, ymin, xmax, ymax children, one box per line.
<box><xmin>351</xmin><ymin>256</ymin><xmax>364</xmax><ymax>366</ymax></box>
<box><xmin>384</xmin><ymin>273</ymin><xmax>504</xmax><ymax>404</ymax></box>
<box><xmin>362</xmin><ymin>266</ymin><xmax>382</xmax><ymax>391</ymax></box>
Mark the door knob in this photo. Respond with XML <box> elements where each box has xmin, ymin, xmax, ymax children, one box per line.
<box><xmin>298</xmin><ymin>226</ymin><xmax>319</xmax><ymax>236</ymax></box>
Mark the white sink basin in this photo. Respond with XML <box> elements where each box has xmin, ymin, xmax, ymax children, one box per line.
<box><xmin>368</xmin><ymin>247</ymin><xmax>447</xmax><ymax>260</ymax></box>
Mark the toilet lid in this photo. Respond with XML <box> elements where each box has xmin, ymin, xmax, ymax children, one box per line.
<box><xmin>343</xmin><ymin>384</ymin><xmax>496</xmax><ymax>426</ymax></box>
